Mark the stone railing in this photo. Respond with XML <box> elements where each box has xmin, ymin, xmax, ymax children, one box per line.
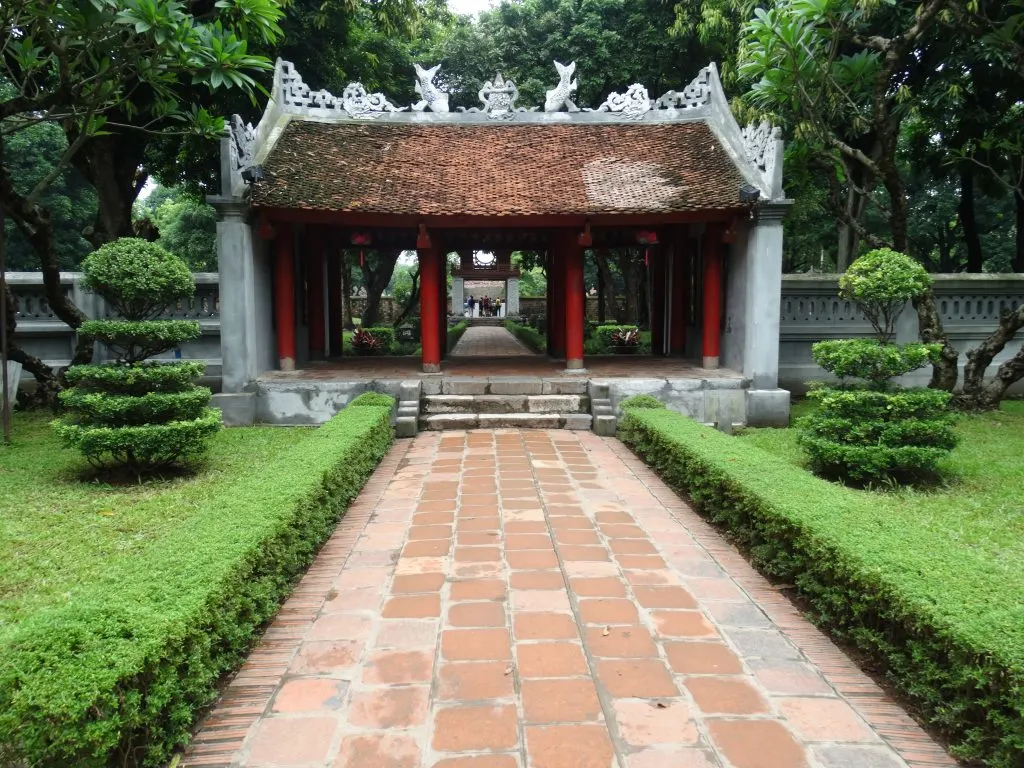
<box><xmin>8</xmin><ymin>272</ymin><xmax>1024</xmax><ymax>395</ymax></box>
<box><xmin>780</xmin><ymin>274</ymin><xmax>1024</xmax><ymax>393</ymax></box>
<box><xmin>7</xmin><ymin>272</ymin><xmax>222</xmax><ymax>380</ymax></box>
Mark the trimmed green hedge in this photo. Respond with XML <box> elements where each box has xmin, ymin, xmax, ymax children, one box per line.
<box><xmin>505</xmin><ymin>320</ymin><xmax>546</xmax><ymax>353</ymax></box>
<box><xmin>0</xmin><ymin>403</ymin><xmax>395</xmax><ymax>767</ymax></box>
<box><xmin>619</xmin><ymin>409</ymin><xmax>1024</xmax><ymax>768</ymax></box>
<box><xmin>447</xmin><ymin>320</ymin><xmax>469</xmax><ymax>352</ymax></box>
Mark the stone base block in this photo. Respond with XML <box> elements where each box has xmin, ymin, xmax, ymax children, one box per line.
<box><xmin>528</xmin><ymin>395</ymin><xmax>581</xmax><ymax>413</ymax></box>
<box><xmin>544</xmin><ymin>378</ymin><xmax>588</xmax><ymax>395</ymax></box>
<box><xmin>211</xmin><ymin>392</ymin><xmax>256</xmax><ymax>426</ymax></box>
<box><xmin>565</xmin><ymin>413</ymin><xmax>594</xmax><ymax>431</ymax></box>
<box><xmin>593</xmin><ymin>415</ymin><xmax>617</xmax><ymax>436</ymax></box>
<box><xmin>746</xmin><ymin>388</ymin><xmax>792</xmax><ymax>427</ymax></box>
<box><xmin>399</xmin><ymin>380</ymin><xmax>422</xmax><ymax>402</ymax></box>
<box><xmin>442</xmin><ymin>378</ymin><xmax>489</xmax><ymax>395</ymax></box>
<box><xmin>395</xmin><ymin>416</ymin><xmax>418</xmax><ymax>438</ymax></box>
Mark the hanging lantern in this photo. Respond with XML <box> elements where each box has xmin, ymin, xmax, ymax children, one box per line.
<box><xmin>636</xmin><ymin>230</ymin><xmax>659</xmax><ymax>245</ymax></box>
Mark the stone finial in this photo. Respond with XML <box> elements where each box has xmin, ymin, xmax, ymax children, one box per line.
<box><xmin>656</xmin><ymin>66</ymin><xmax>712</xmax><ymax>110</ymax></box>
<box><xmin>229</xmin><ymin>115</ymin><xmax>255</xmax><ymax>169</ymax></box>
<box><xmin>478</xmin><ymin>72</ymin><xmax>519</xmax><ymax>118</ymax></box>
<box><xmin>741</xmin><ymin>120</ymin><xmax>781</xmax><ymax>178</ymax></box>
<box><xmin>412</xmin><ymin>63</ymin><xmax>450</xmax><ymax>113</ymax></box>
<box><xmin>341</xmin><ymin>83</ymin><xmax>406</xmax><ymax>118</ymax></box>
<box><xmin>544</xmin><ymin>60</ymin><xmax>579</xmax><ymax>113</ymax></box>
<box><xmin>590</xmin><ymin>84</ymin><xmax>652</xmax><ymax>120</ymax></box>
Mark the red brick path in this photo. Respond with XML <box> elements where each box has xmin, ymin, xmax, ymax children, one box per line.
<box><xmin>182</xmin><ymin>431</ymin><xmax>955</xmax><ymax>768</ymax></box>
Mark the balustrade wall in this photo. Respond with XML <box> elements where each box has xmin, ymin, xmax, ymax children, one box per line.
<box><xmin>6</xmin><ymin>272</ymin><xmax>1024</xmax><ymax>395</ymax></box>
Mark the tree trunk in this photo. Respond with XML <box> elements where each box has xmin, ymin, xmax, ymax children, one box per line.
<box><xmin>595</xmin><ymin>248</ymin><xmax>618</xmax><ymax>322</ymax></box>
<box><xmin>359</xmin><ymin>248</ymin><xmax>401</xmax><ymax>328</ymax></box>
<box><xmin>959</xmin><ymin>169</ymin><xmax>984</xmax><ymax>272</ymax></box>
<box><xmin>958</xmin><ymin>306</ymin><xmax>1024</xmax><ymax>408</ymax></box>
<box><xmin>339</xmin><ymin>250</ymin><xmax>354</xmax><ymax>329</ymax></box>
<box><xmin>976</xmin><ymin>346</ymin><xmax>1024</xmax><ymax>409</ymax></box>
<box><xmin>1014</xmin><ymin>188</ymin><xmax>1024</xmax><ymax>273</ymax></box>
<box><xmin>913</xmin><ymin>290</ymin><xmax>959</xmax><ymax>391</ymax></box>
<box><xmin>596</xmin><ymin>257</ymin><xmax>606</xmax><ymax>324</ymax></box>
<box><xmin>393</xmin><ymin>266</ymin><xmax>421</xmax><ymax>328</ymax></box>
<box><xmin>71</xmin><ymin>131</ymin><xmax>147</xmax><ymax>246</ymax></box>
<box><xmin>836</xmin><ymin>171</ymin><xmax>870</xmax><ymax>271</ymax></box>
<box><xmin>2</xmin><ymin>280</ymin><xmax>60</xmax><ymax>406</ymax></box>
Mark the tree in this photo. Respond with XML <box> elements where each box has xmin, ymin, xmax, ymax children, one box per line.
<box><xmin>139</xmin><ymin>187</ymin><xmax>219</xmax><ymax>271</ymax></box>
<box><xmin>1</xmin><ymin>0</ymin><xmax>284</xmax><ymax>402</ymax></box>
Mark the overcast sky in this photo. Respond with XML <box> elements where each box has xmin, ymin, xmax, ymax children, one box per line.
<box><xmin>448</xmin><ymin>0</ymin><xmax>496</xmax><ymax>16</ymax></box>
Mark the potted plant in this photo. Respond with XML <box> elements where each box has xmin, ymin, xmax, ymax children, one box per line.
<box><xmin>609</xmin><ymin>327</ymin><xmax>641</xmax><ymax>354</ymax></box>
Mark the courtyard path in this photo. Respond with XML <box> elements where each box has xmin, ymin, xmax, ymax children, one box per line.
<box><xmin>451</xmin><ymin>326</ymin><xmax>535</xmax><ymax>357</ymax></box>
<box><xmin>182</xmin><ymin>430</ymin><xmax>954</xmax><ymax>768</ymax></box>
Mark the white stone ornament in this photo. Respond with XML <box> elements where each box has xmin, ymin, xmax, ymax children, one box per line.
<box><xmin>341</xmin><ymin>83</ymin><xmax>405</xmax><ymax>118</ymax></box>
<box><xmin>412</xmin><ymin>63</ymin><xmax>450</xmax><ymax>113</ymax></box>
<box><xmin>229</xmin><ymin>114</ymin><xmax>255</xmax><ymax>169</ymax></box>
<box><xmin>656</xmin><ymin>66</ymin><xmax>712</xmax><ymax>110</ymax></box>
<box><xmin>478</xmin><ymin>73</ymin><xmax>519</xmax><ymax>118</ymax></box>
<box><xmin>544</xmin><ymin>60</ymin><xmax>579</xmax><ymax>112</ymax></box>
<box><xmin>591</xmin><ymin>83</ymin><xmax>652</xmax><ymax>120</ymax></box>
<box><xmin>742</xmin><ymin>120</ymin><xmax>781</xmax><ymax>176</ymax></box>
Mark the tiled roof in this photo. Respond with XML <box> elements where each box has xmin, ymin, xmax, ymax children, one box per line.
<box><xmin>252</xmin><ymin>120</ymin><xmax>746</xmax><ymax>216</ymax></box>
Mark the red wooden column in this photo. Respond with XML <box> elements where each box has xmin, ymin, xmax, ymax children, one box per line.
<box><xmin>563</xmin><ymin>232</ymin><xmax>585</xmax><ymax>370</ymax></box>
<box><xmin>273</xmin><ymin>223</ymin><xmax>297</xmax><ymax>371</ymax></box>
<box><xmin>418</xmin><ymin>244</ymin><xmax>442</xmax><ymax>372</ymax></box>
<box><xmin>702</xmin><ymin>225</ymin><xmax>723</xmax><ymax>369</ymax></box>
<box><xmin>670</xmin><ymin>239</ymin><xmax>689</xmax><ymax>355</ymax></box>
<box><xmin>306</xmin><ymin>226</ymin><xmax>326</xmax><ymax>359</ymax></box>
<box><xmin>327</xmin><ymin>233</ymin><xmax>343</xmax><ymax>357</ymax></box>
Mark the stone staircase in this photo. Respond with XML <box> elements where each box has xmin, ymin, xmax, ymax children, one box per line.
<box><xmin>416</xmin><ymin>377</ymin><xmax>592</xmax><ymax>431</ymax></box>
<box><xmin>465</xmin><ymin>317</ymin><xmax>506</xmax><ymax>327</ymax></box>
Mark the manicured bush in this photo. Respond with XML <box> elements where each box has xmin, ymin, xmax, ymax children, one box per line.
<box><xmin>351</xmin><ymin>327</ymin><xmax>384</xmax><ymax>355</ymax></box>
<box><xmin>799</xmin><ymin>249</ymin><xmax>954</xmax><ymax>484</ymax></box>
<box><xmin>505</xmin><ymin>320</ymin><xmax>545</xmax><ymax>353</ymax></box>
<box><xmin>362</xmin><ymin>326</ymin><xmax>395</xmax><ymax>351</ymax></box>
<box><xmin>55</xmin><ymin>239</ymin><xmax>219</xmax><ymax>472</ymax></box>
<box><xmin>348</xmin><ymin>391</ymin><xmax>395</xmax><ymax>409</ymax></box>
<box><xmin>619</xmin><ymin>408</ymin><xmax>1024</xmax><ymax>768</ymax></box>
<box><xmin>0</xmin><ymin>404</ymin><xmax>394</xmax><ymax>768</ymax></box>
<box><xmin>447</xmin><ymin>321</ymin><xmax>469</xmax><ymax>352</ymax></box>
<box><xmin>620</xmin><ymin>394</ymin><xmax>666</xmax><ymax>410</ymax></box>
<box><xmin>595</xmin><ymin>324</ymin><xmax>639</xmax><ymax>348</ymax></box>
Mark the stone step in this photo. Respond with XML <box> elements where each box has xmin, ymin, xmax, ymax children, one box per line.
<box><xmin>422</xmin><ymin>394</ymin><xmax>589</xmax><ymax>415</ymax></box>
<box><xmin>418</xmin><ymin>413</ymin><xmax>587</xmax><ymax>431</ymax></box>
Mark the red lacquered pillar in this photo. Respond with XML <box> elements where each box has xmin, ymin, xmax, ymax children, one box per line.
<box><xmin>306</xmin><ymin>226</ymin><xmax>326</xmax><ymax>359</ymax></box>
<box><xmin>564</xmin><ymin>234</ymin><xmax>585</xmax><ymax>370</ymax></box>
<box><xmin>702</xmin><ymin>225</ymin><xmax>723</xmax><ymax>369</ymax></box>
<box><xmin>327</xmin><ymin>235</ymin><xmax>343</xmax><ymax>357</ymax></box>
<box><xmin>419</xmin><ymin>246</ymin><xmax>442</xmax><ymax>372</ymax></box>
<box><xmin>274</xmin><ymin>223</ymin><xmax>296</xmax><ymax>371</ymax></box>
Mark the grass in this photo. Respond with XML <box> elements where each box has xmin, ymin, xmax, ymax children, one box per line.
<box><xmin>0</xmin><ymin>411</ymin><xmax>311</xmax><ymax>631</ymax></box>
<box><xmin>736</xmin><ymin>400</ymin><xmax>1024</xmax><ymax>587</ymax></box>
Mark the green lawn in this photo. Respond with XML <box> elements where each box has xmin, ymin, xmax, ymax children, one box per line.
<box><xmin>0</xmin><ymin>412</ymin><xmax>312</xmax><ymax>631</ymax></box>
<box><xmin>736</xmin><ymin>400</ymin><xmax>1024</xmax><ymax>579</ymax></box>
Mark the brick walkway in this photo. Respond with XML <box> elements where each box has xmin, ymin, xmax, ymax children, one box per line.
<box><xmin>183</xmin><ymin>431</ymin><xmax>955</xmax><ymax>768</ymax></box>
<box><xmin>450</xmin><ymin>327</ymin><xmax>535</xmax><ymax>357</ymax></box>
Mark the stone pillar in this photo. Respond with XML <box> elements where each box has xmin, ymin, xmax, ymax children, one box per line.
<box><xmin>506</xmin><ymin>277</ymin><xmax>520</xmax><ymax>316</ymax></box>
<box><xmin>213</xmin><ymin>200</ymin><xmax>262</xmax><ymax>391</ymax></box>
<box><xmin>418</xmin><ymin>246</ymin><xmax>442</xmax><ymax>373</ymax></box>
<box><xmin>273</xmin><ymin>224</ymin><xmax>297</xmax><ymax>372</ymax></box>
<box><xmin>742</xmin><ymin>207</ymin><xmax>785</xmax><ymax>389</ymax></box>
<box><xmin>702</xmin><ymin>225</ymin><xmax>723</xmax><ymax>370</ymax></box>
<box><xmin>451</xmin><ymin>276</ymin><xmax>465</xmax><ymax>317</ymax></box>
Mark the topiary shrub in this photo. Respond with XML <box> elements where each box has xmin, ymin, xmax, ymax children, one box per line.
<box><xmin>798</xmin><ymin>249</ymin><xmax>956</xmax><ymax>484</ymax></box>
<box><xmin>348</xmin><ymin>392</ymin><xmax>396</xmax><ymax>409</ymax></box>
<box><xmin>620</xmin><ymin>394</ymin><xmax>667</xmax><ymax>410</ymax></box>
<box><xmin>54</xmin><ymin>239</ymin><xmax>220</xmax><ymax>474</ymax></box>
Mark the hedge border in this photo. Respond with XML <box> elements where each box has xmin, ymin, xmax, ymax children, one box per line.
<box><xmin>504</xmin><ymin>319</ymin><xmax>546</xmax><ymax>353</ymax></box>
<box><xmin>0</xmin><ymin>403</ymin><xmax>395</xmax><ymax>767</ymax></box>
<box><xmin>618</xmin><ymin>409</ymin><xmax>1023</xmax><ymax>768</ymax></box>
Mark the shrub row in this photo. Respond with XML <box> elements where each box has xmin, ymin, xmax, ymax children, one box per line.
<box><xmin>447</xmin><ymin>320</ymin><xmax>469</xmax><ymax>352</ymax></box>
<box><xmin>505</xmin><ymin>320</ymin><xmax>546</xmax><ymax>353</ymax></box>
<box><xmin>0</xmin><ymin>402</ymin><xmax>395</xmax><ymax>767</ymax></box>
<box><xmin>618</xmin><ymin>408</ymin><xmax>1024</xmax><ymax>768</ymax></box>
